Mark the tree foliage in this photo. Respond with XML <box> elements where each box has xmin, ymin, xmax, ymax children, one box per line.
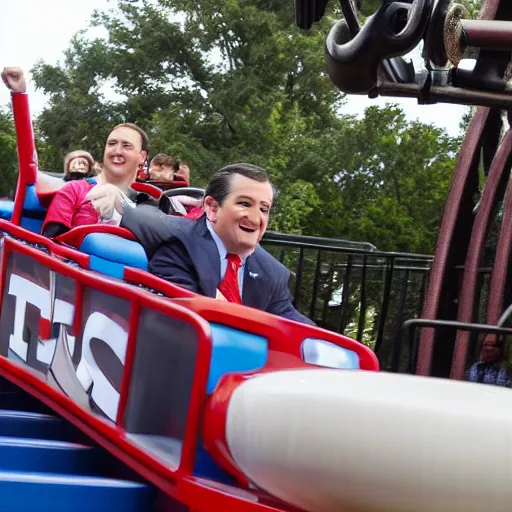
<box><xmin>360</xmin><ymin>0</ymin><xmax>484</xmax><ymax>17</ymax></box>
<box><xmin>0</xmin><ymin>109</ymin><xmax>19</xmax><ymax>198</ymax></box>
<box><xmin>306</xmin><ymin>106</ymin><xmax>459</xmax><ymax>253</ymax></box>
<box><xmin>28</xmin><ymin>0</ymin><xmax>471</xmax><ymax>253</ymax></box>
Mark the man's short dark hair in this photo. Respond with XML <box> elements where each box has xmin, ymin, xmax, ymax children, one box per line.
<box><xmin>112</xmin><ymin>123</ymin><xmax>149</xmax><ymax>153</ymax></box>
<box><xmin>205</xmin><ymin>163</ymin><xmax>270</xmax><ymax>205</ymax></box>
<box><xmin>150</xmin><ymin>153</ymin><xmax>176</xmax><ymax>169</ymax></box>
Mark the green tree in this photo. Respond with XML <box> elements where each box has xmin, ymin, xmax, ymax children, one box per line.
<box><xmin>32</xmin><ymin>0</ymin><xmax>340</xmax><ymax>176</ymax></box>
<box><xmin>32</xmin><ymin>46</ymin><xmax>125</xmax><ymax>170</ymax></box>
<box><xmin>303</xmin><ymin>105</ymin><xmax>459</xmax><ymax>254</ymax></box>
<box><xmin>360</xmin><ymin>0</ymin><xmax>484</xmax><ymax>18</ymax></box>
<box><xmin>0</xmin><ymin>109</ymin><xmax>19</xmax><ymax>198</ymax></box>
<box><xmin>462</xmin><ymin>0</ymin><xmax>485</xmax><ymax>17</ymax></box>
<box><xmin>31</xmin><ymin>0</ymin><xmax>349</xmax><ymax>205</ymax></box>
<box><xmin>31</xmin><ymin>0</ymin><xmax>460</xmax><ymax>254</ymax></box>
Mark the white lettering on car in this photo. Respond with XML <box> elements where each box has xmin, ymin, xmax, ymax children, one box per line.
<box><xmin>8</xmin><ymin>274</ymin><xmax>51</xmax><ymax>361</ymax></box>
<box><xmin>6</xmin><ymin>273</ymin><xmax>127</xmax><ymax>422</ymax></box>
<box><xmin>77</xmin><ymin>311</ymin><xmax>128</xmax><ymax>421</ymax></box>
<box><xmin>52</xmin><ymin>298</ymin><xmax>76</xmax><ymax>356</ymax></box>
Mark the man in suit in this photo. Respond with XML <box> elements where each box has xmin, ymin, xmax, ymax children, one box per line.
<box><xmin>121</xmin><ymin>163</ymin><xmax>314</xmax><ymax>325</ymax></box>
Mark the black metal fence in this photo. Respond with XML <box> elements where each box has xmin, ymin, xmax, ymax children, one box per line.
<box><xmin>390</xmin><ymin>267</ymin><xmax>495</xmax><ymax>376</ymax></box>
<box><xmin>261</xmin><ymin>232</ymin><xmax>433</xmax><ymax>371</ymax></box>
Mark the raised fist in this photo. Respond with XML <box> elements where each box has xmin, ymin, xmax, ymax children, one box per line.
<box><xmin>1</xmin><ymin>67</ymin><xmax>26</xmax><ymax>93</ymax></box>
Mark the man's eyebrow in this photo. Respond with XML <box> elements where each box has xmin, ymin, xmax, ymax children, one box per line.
<box><xmin>107</xmin><ymin>138</ymin><xmax>134</xmax><ymax>146</ymax></box>
<box><xmin>236</xmin><ymin>195</ymin><xmax>272</xmax><ymax>206</ymax></box>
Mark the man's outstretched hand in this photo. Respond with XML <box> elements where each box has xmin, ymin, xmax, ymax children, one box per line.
<box><xmin>86</xmin><ymin>183</ymin><xmax>123</xmax><ymax>220</ymax></box>
<box><xmin>1</xmin><ymin>67</ymin><xmax>26</xmax><ymax>93</ymax></box>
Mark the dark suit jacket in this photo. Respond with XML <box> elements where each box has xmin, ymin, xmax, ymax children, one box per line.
<box><xmin>121</xmin><ymin>206</ymin><xmax>314</xmax><ymax>325</ymax></box>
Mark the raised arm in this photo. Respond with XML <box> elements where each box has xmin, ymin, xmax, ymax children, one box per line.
<box><xmin>2</xmin><ymin>67</ymin><xmax>63</xmax><ymax>209</ymax></box>
<box><xmin>2</xmin><ymin>67</ymin><xmax>36</xmax><ymax>223</ymax></box>
<box><xmin>2</xmin><ymin>68</ymin><xmax>34</xmax><ymax>184</ymax></box>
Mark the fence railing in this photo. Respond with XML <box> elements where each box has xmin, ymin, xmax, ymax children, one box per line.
<box><xmin>261</xmin><ymin>233</ymin><xmax>433</xmax><ymax>371</ymax></box>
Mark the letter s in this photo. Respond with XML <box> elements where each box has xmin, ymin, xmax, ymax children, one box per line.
<box><xmin>75</xmin><ymin>312</ymin><xmax>128</xmax><ymax>421</ymax></box>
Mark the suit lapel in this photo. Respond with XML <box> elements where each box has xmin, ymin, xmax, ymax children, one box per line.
<box><xmin>242</xmin><ymin>251</ymin><xmax>266</xmax><ymax>309</ymax></box>
<box><xmin>190</xmin><ymin>218</ymin><xmax>221</xmax><ymax>298</ymax></box>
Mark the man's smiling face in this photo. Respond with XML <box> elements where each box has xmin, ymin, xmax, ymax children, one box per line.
<box><xmin>205</xmin><ymin>173</ymin><xmax>273</xmax><ymax>258</ymax></box>
<box><xmin>103</xmin><ymin>126</ymin><xmax>147</xmax><ymax>182</ymax></box>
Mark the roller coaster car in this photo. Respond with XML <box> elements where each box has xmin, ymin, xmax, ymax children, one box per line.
<box><xmin>8</xmin><ymin>0</ymin><xmax>512</xmax><ymax>506</ymax></box>
<box><xmin>0</xmin><ymin>123</ymin><xmax>379</xmax><ymax>512</ymax></box>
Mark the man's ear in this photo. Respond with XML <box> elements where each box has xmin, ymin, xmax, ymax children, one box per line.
<box><xmin>139</xmin><ymin>151</ymin><xmax>148</xmax><ymax>165</ymax></box>
<box><xmin>204</xmin><ymin>195</ymin><xmax>220</xmax><ymax>222</ymax></box>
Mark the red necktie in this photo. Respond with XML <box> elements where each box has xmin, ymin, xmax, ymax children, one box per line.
<box><xmin>218</xmin><ymin>253</ymin><xmax>242</xmax><ymax>304</ymax></box>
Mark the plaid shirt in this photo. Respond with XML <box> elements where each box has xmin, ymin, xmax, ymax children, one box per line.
<box><xmin>467</xmin><ymin>361</ymin><xmax>512</xmax><ymax>388</ymax></box>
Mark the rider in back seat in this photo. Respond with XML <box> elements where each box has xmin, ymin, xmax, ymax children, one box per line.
<box><xmin>148</xmin><ymin>153</ymin><xmax>176</xmax><ymax>183</ymax></box>
<box><xmin>42</xmin><ymin>123</ymin><xmax>149</xmax><ymax>238</ymax></box>
<box><xmin>63</xmin><ymin>150</ymin><xmax>97</xmax><ymax>182</ymax></box>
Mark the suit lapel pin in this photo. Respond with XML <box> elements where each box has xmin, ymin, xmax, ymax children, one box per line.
<box><xmin>249</xmin><ymin>272</ymin><xmax>259</xmax><ymax>278</ymax></box>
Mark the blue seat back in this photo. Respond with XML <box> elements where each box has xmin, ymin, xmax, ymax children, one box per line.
<box><xmin>21</xmin><ymin>185</ymin><xmax>46</xmax><ymax>233</ymax></box>
<box><xmin>194</xmin><ymin>323</ymin><xmax>268</xmax><ymax>482</ymax></box>
<box><xmin>80</xmin><ymin>233</ymin><xmax>149</xmax><ymax>279</ymax></box>
<box><xmin>206</xmin><ymin>324</ymin><xmax>268</xmax><ymax>392</ymax></box>
<box><xmin>0</xmin><ymin>200</ymin><xmax>14</xmax><ymax>222</ymax></box>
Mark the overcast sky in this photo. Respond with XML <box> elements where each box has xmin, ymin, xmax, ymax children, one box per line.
<box><xmin>1</xmin><ymin>0</ymin><xmax>467</xmax><ymax>136</ymax></box>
